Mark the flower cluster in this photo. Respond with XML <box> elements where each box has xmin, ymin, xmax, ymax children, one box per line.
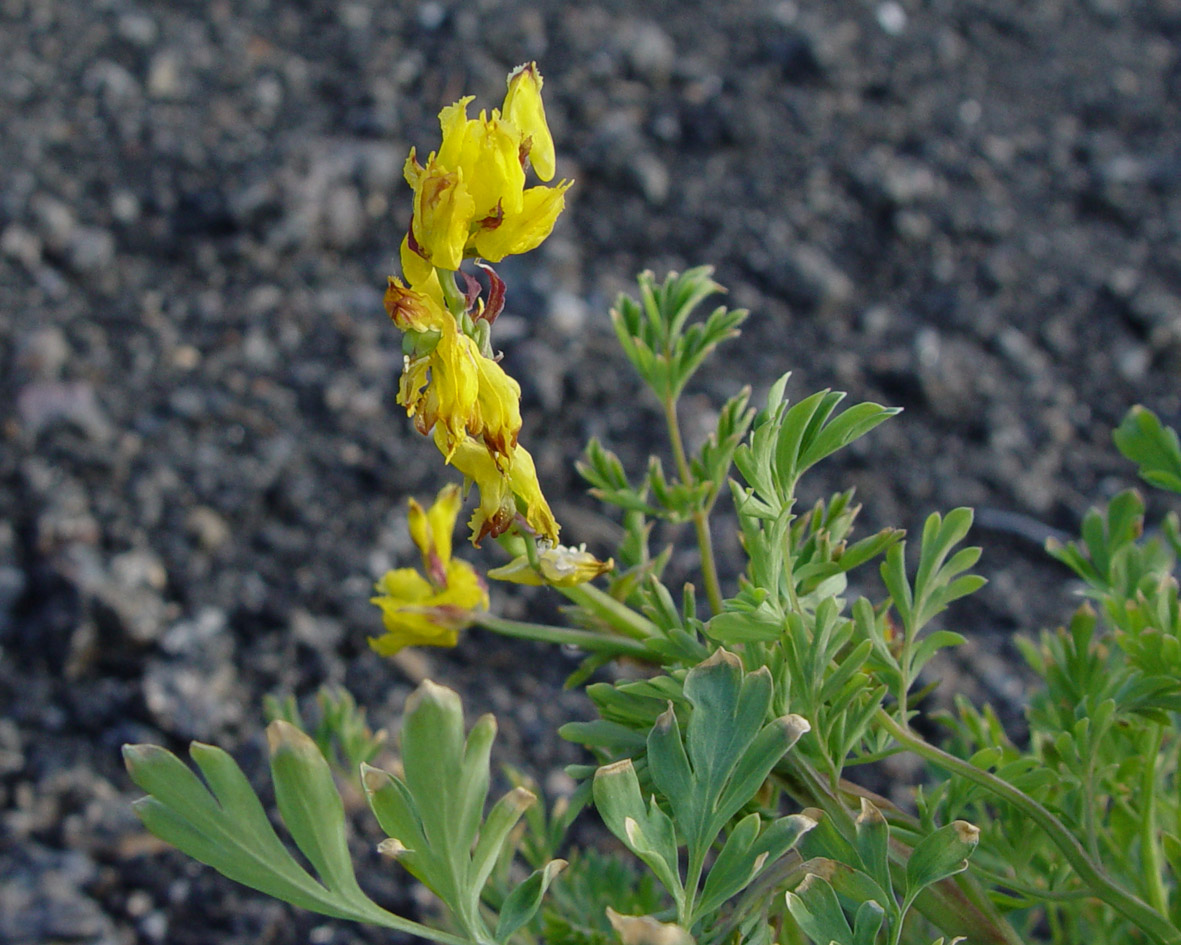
<box><xmin>372</xmin><ymin>64</ymin><xmax>611</xmax><ymax>654</ymax></box>
<box><xmin>370</xmin><ymin>485</ymin><xmax>488</xmax><ymax>655</ymax></box>
<box><xmin>384</xmin><ymin>63</ymin><xmax>570</xmax><ymax>548</ymax></box>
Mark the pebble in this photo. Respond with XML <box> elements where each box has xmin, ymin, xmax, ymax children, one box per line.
<box><xmin>621</xmin><ymin>21</ymin><xmax>676</xmax><ymax>81</ymax></box>
<box><xmin>0</xmin><ymin>845</ymin><xmax>119</xmax><ymax>944</ymax></box>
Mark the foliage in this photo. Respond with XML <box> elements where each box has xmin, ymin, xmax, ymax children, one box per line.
<box><xmin>123</xmin><ymin>66</ymin><xmax>1181</xmax><ymax>945</ymax></box>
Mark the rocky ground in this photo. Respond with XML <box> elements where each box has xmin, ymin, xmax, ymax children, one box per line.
<box><xmin>2</xmin><ymin>0</ymin><xmax>1180</xmax><ymax>942</ymax></box>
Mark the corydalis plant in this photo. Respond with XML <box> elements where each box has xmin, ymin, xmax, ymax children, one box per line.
<box><xmin>122</xmin><ymin>64</ymin><xmax>1181</xmax><ymax>945</ymax></box>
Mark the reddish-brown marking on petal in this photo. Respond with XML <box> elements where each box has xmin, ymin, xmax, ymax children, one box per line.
<box><xmin>407</xmin><ymin>225</ymin><xmax>428</xmax><ymax>260</ymax></box>
<box><xmin>476</xmin><ymin>199</ymin><xmax>504</xmax><ymax>230</ymax></box>
<box><xmin>475</xmin><ymin>262</ymin><xmax>506</xmax><ymax>324</ymax></box>
<box><xmin>424</xmin><ymin>551</ymin><xmax>448</xmax><ymax>588</ymax></box>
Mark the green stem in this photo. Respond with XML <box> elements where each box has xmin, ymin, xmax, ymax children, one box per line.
<box><xmin>559</xmin><ymin>584</ymin><xmax>660</xmax><ymax>642</ymax></box>
<box><xmin>662</xmin><ymin>396</ymin><xmax>724</xmax><ymax>615</ymax></box>
<box><xmin>437</xmin><ymin>266</ymin><xmax>467</xmax><ymax>317</ymax></box>
<box><xmin>878</xmin><ymin>709</ymin><xmax>1181</xmax><ymax>945</ymax></box>
<box><xmin>471</xmin><ymin>613</ymin><xmax>652</xmax><ymax>659</ymax></box>
<box><xmin>1142</xmin><ymin>723</ymin><xmax>1169</xmax><ymax>915</ymax></box>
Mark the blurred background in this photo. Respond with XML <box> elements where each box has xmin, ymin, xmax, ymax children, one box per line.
<box><xmin>2</xmin><ymin>0</ymin><xmax>1179</xmax><ymax>941</ymax></box>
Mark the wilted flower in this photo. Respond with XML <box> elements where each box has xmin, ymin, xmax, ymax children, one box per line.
<box><xmin>369</xmin><ymin>485</ymin><xmax>489</xmax><ymax>655</ymax></box>
<box><xmin>488</xmin><ymin>542</ymin><xmax>613</xmax><ymax>587</ymax></box>
<box><xmin>443</xmin><ymin>433</ymin><xmax>559</xmax><ymax>546</ymax></box>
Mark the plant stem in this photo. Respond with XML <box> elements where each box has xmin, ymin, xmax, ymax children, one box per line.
<box><xmin>662</xmin><ymin>395</ymin><xmax>724</xmax><ymax>614</ymax></box>
<box><xmin>471</xmin><ymin>613</ymin><xmax>652</xmax><ymax>659</ymax></box>
<box><xmin>1142</xmin><ymin>723</ymin><xmax>1168</xmax><ymax>915</ymax></box>
<box><xmin>559</xmin><ymin>583</ymin><xmax>660</xmax><ymax>641</ymax></box>
<box><xmin>878</xmin><ymin>709</ymin><xmax>1181</xmax><ymax>945</ymax></box>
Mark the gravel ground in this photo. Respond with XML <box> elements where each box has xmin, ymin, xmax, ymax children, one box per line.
<box><xmin>2</xmin><ymin>1</ymin><xmax>1180</xmax><ymax>942</ymax></box>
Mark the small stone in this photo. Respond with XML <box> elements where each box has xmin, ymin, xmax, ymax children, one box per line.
<box><xmin>17</xmin><ymin>381</ymin><xmax>113</xmax><ymax>442</ymax></box>
<box><xmin>631</xmin><ymin>153</ymin><xmax>670</xmax><ymax>204</ymax></box>
<box><xmin>623</xmin><ymin>22</ymin><xmax>676</xmax><ymax>81</ymax></box>
<box><xmin>67</xmin><ymin>226</ymin><xmax>116</xmax><ymax>275</ymax></box>
<box><xmin>1</xmin><ymin>224</ymin><xmax>42</xmax><ymax>268</ymax></box>
<box><xmin>547</xmin><ymin>290</ymin><xmax>588</xmax><ymax>336</ymax></box>
<box><xmin>147</xmin><ymin>51</ymin><xmax>183</xmax><ymax>100</ymax></box>
<box><xmin>31</xmin><ymin>194</ymin><xmax>77</xmax><ymax>255</ymax></box>
<box><xmin>184</xmin><ymin>507</ymin><xmax>231</xmax><ymax>551</ymax></box>
<box><xmin>16</xmin><ymin>326</ymin><xmax>70</xmax><ymax>379</ymax></box>
<box><xmin>323</xmin><ymin>184</ymin><xmax>366</xmax><ymax>249</ymax></box>
<box><xmin>111</xmin><ymin>191</ymin><xmax>141</xmax><ymax>224</ymax></box>
<box><xmin>417</xmin><ymin>2</ymin><xmax>447</xmax><ymax>30</ymax></box>
<box><xmin>876</xmin><ymin>1</ymin><xmax>907</xmax><ymax>35</ymax></box>
<box><xmin>117</xmin><ymin>11</ymin><xmax>158</xmax><ymax>46</ymax></box>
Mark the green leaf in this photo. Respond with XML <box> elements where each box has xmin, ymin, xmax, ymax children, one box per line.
<box><xmin>697</xmin><ymin>812</ymin><xmax>762</xmax><ymax>914</ymax></box>
<box><xmin>267</xmin><ymin>721</ymin><xmax>366</xmax><ymax>900</ymax></box>
<box><xmin>495</xmin><ymin>859</ymin><xmax>567</xmax><ymax>942</ymax></box>
<box><xmin>854</xmin><ymin>798</ymin><xmax>891</xmax><ymax>898</ymax></box>
<box><xmin>592</xmin><ymin>759</ymin><xmax>682</xmax><ymax>899</ymax></box>
<box><xmin>647</xmin><ymin>704</ymin><xmax>695</xmax><ymax>824</ymax></box>
<box><xmin>1114</xmin><ymin>405</ymin><xmax>1181</xmax><ymax>493</ymax></box>
<box><xmin>123</xmin><ymin>742</ymin><xmax>462</xmax><ymax>942</ymax></box>
<box><xmin>469</xmin><ymin>786</ymin><xmax>536</xmax><ymax>894</ymax></box>
<box><xmin>785</xmin><ymin>873</ymin><xmax>853</xmax><ymax>945</ymax></box>
<box><xmin>697</xmin><ymin>812</ymin><xmax>817</xmax><ymax>917</ymax></box>
<box><xmin>904</xmin><ymin>821</ymin><xmax>980</xmax><ymax>899</ymax></box>
<box><xmin>852</xmin><ymin>900</ymin><xmax>887</xmax><ymax>945</ymax></box>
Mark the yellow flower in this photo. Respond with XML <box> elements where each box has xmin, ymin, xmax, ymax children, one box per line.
<box><xmin>503</xmin><ymin>62</ymin><xmax>556</xmax><ymax>182</ymax></box>
<box><xmin>470</xmin><ymin>182</ymin><xmax>571</xmax><ymax>263</ymax></box>
<box><xmin>443</xmin><ymin>432</ymin><xmax>559</xmax><ymax>546</ymax></box>
<box><xmin>403</xmin><ymin>153</ymin><xmax>474</xmax><ymax>271</ymax></box>
<box><xmin>403</xmin><ymin>63</ymin><xmax>569</xmax><ymax>270</ymax></box>
<box><xmin>369</xmin><ymin>485</ymin><xmax>489</xmax><ymax>656</ymax></box>
<box><xmin>488</xmin><ymin>543</ymin><xmax>613</xmax><ymax>587</ymax></box>
<box><xmin>400</xmin><ymin>314</ymin><xmax>481</xmax><ymax>458</ymax></box>
<box><xmin>473</xmin><ymin>353</ymin><xmax>522</xmax><ymax>460</ymax></box>
<box><xmin>390</xmin><ymin>287</ymin><xmax>523</xmax><ymax>464</ymax></box>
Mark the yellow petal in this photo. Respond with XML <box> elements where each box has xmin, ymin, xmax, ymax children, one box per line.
<box><xmin>411</xmin><ymin>157</ymin><xmax>475</xmax><ymax>271</ymax></box>
<box><xmin>473</xmin><ymin>354</ymin><xmax>522</xmax><ymax>461</ymax></box>
<box><xmin>384</xmin><ymin>276</ymin><xmax>447</xmax><ymax>333</ymax></box>
<box><xmin>537</xmin><ymin>544</ymin><xmax>613</xmax><ymax>586</ymax></box>
<box><xmin>442</xmin><ymin>433</ymin><xmax>515</xmax><ymax>545</ymax></box>
<box><xmin>436</xmin><ymin>96</ymin><xmax>476</xmax><ymax>169</ymax></box>
<box><xmin>508</xmin><ymin>444</ymin><xmax>559</xmax><ymax>544</ymax></box>
<box><xmin>369</xmin><ymin>556</ymin><xmax>487</xmax><ymax>656</ymax></box>
<box><xmin>503</xmin><ymin>62</ymin><xmax>555</xmax><ymax>181</ymax></box>
<box><xmin>426</xmin><ymin>483</ymin><xmax>463</xmax><ymax>568</ymax></box>
<box><xmin>407</xmin><ymin>496</ymin><xmax>431</xmax><ymax>565</ymax></box>
<box><xmin>464</xmin><ymin>111</ymin><xmax>526</xmax><ymax>219</ymax></box>
<box><xmin>399</xmin><ymin>235</ymin><xmax>446</xmax><ymax>304</ymax></box>
<box><xmin>373</xmin><ymin>567</ymin><xmax>434</xmax><ymax>602</ymax></box>
<box><xmin>430</xmin><ymin>321</ymin><xmax>482</xmax><ymax>459</ymax></box>
<box><xmin>472</xmin><ymin>181</ymin><xmax>570</xmax><ymax>263</ymax></box>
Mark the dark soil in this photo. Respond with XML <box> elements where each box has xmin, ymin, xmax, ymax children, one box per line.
<box><xmin>3</xmin><ymin>0</ymin><xmax>1180</xmax><ymax>942</ymax></box>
